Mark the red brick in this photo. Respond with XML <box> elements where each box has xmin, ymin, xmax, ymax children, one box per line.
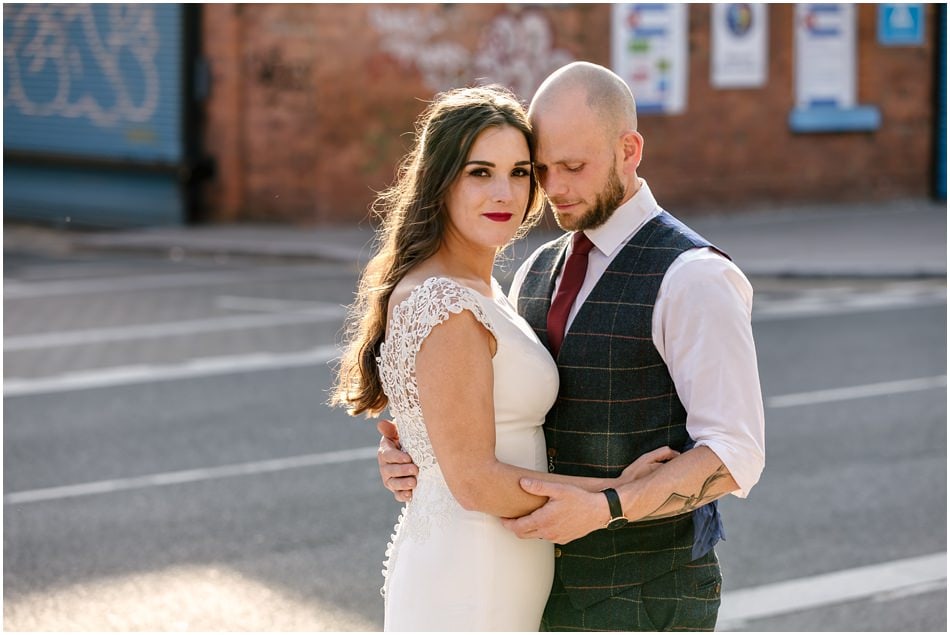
<box><xmin>200</xmin><ymin>4</ymin><xmax>942</xmax><ymax>224</ymax></box>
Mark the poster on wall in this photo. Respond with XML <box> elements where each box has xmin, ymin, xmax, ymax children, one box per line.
<box><xmin>794</xmin><ymin>3</ymin><xmax>856</xmax><ymax>109</ymax></box>
<box><xmin>611</xmin><ymin>4</ymin><xmax>688</xmax><ymax>114</ymax></box>
<box><xmin>711</xmin><ymin>4</ymin><xmax>768</xmax><ymax>88</ymax></box>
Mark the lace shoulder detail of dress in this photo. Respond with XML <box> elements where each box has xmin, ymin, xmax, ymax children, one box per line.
<box><xmin>384</xmin><ymin>275</ymin><xmax>496</xmax><ymax>361</ymax></box>
<box><xmin>377</xmin><ymin>276</ymin><xmax>495</xmax><ymax>473</ymax></box>
<box><xmin>398</xmin><ymin>276</ymin><xmax>495</xmax><ymax>342</ymax></box>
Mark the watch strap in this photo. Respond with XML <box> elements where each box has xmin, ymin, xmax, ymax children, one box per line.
<box><xmin>601</xmin><ymin>487</ymin><xmax>624</xmax><ymax>520</ymax></box>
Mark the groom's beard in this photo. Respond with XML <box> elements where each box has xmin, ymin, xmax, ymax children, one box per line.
<box><xmin>551</xmin><ymin>165</ymin><xmax>626</xmax><ymax>232</ymax></box>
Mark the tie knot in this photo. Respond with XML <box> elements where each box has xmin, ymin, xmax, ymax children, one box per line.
<box><xmin>572</xmin><ymin>232</ymin><xmax>595</xmax><ymax>256</ymax></box>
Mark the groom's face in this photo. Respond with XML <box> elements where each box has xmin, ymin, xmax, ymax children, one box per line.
<box><xmin>531</xmin><ymin>96</ymin><xmax>625</xmax><ymax>232</ymax></box>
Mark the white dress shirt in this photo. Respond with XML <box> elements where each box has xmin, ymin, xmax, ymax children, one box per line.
<box><xmin>509</xmin><ymin>179</ymin><xmax>765</xmax><ymax>497</ymax></box>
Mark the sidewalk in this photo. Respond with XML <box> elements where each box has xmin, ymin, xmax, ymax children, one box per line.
<box><xmin>5</xmin><ymin>198</ymin><xmax>947</xmax><ymax>279</ymax></box>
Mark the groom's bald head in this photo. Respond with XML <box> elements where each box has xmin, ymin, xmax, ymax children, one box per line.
<box><xmin>529</xmin><ymin>62</ymin><xmax>638</xmax><ymax>140</ymax></box>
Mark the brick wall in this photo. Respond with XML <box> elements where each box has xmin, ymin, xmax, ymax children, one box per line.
<box><xmin>200</xmin><ymin>4</ymin><xmax>939</xmax><ymax>224</ymax></box>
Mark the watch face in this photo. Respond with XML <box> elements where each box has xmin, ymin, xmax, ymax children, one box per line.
<box><xmin>606</xmin><ymin>517</ymin><xmax>629</xmax><ymax>530</ymax></box>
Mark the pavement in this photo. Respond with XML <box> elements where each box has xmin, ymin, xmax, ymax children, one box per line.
<box><xmin>4</xmin><ymin>197</ymin><xmax>947</xmax><ymax>279</ymax></box>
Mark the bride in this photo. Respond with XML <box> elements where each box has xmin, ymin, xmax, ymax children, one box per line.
<box><xmin>332</xmin><ymin>85</ymin><xmax>673</xmax><ymax>631</ymax></box>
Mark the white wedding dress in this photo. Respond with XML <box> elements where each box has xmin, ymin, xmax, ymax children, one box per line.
<box><xmin>377</xmin><ymin>276</ymin><xmax>559</xmax><ymax>632</ymax></box>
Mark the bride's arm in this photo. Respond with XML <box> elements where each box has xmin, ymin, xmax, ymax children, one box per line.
<box><xmin>417</xmin><ymin>309</ymin><xmax>671</xmax><ymax>518</ymax></box>
<box><xmin>417</xmin><ymin>309</ymin><xmax>543</xmax><ymax>517</ymax></box>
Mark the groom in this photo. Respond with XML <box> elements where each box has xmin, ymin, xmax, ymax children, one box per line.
<box><xmin>378</xmin><ymin>61</ymin><xmax>765</xmax><ymax>631</ymax></box>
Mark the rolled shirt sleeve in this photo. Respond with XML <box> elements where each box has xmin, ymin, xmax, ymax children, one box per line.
<box><xmin>653</xmin><ymin>248</ymin><xmax>766</xmax><ymax>498</ymax></box>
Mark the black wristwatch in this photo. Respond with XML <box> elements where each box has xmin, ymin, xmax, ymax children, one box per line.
<box><xmin>601</xmin><ymin>488</ymin><xmax>629</xmax><ymax>530</ymax></box>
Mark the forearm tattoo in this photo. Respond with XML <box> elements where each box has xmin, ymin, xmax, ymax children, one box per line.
<box><xmin>642</xmin><ymin>464</ymin><xmax>733</xmax><ymax>520</ymax></box>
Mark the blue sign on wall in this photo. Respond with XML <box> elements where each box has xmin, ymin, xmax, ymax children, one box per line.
<box><xmin>878</xmin><ymin>4</ymin><xmax>924</xmax><ymax>46</ymax></box>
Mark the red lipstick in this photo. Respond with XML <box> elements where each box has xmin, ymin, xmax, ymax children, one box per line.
<box><xmin>483</xmin><ymin>213</ymin><xmax>513</xmax><ymax>222</ymax></box>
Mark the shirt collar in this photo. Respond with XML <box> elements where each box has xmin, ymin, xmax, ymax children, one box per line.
<box><xmin>583</xmin><ymin>178</ymin><xmax>660</xmax><ymax>258</ymax></box>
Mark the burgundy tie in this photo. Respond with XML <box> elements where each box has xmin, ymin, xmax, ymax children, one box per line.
<box><xmin>546</xmin><ymin>232</ymin><xmax>595</xmax><ymax>357</ymax></box>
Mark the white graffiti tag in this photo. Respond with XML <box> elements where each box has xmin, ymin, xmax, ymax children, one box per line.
<box><xmin>369</xmin><ymin>7</ymin><xmax>470</xmax><ymax>92</ymax></box>
<box><xmin>4</xmin><ymin>4</ymin><xmax>161</xmax><ymax>128</ymax></box>
<box><xmin>473</xmin><ymin>13</ymin><xmax>574</xmax><ymax>99</ymax></box>
<box><xmin>370</xmin><ymin>7</ymin><xmax>574</xmax><ymax>98</ymax></box>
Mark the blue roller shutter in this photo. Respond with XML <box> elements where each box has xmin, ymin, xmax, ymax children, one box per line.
<box><xmin>3</xmin><ymin>4</ymin><xmax>190</xmax><ymax>226</ymax></box>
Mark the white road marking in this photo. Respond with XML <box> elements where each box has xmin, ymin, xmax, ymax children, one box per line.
<box><xmin>753</xmin><ymin>286</ymin><xmax>946</xmax><ymax>321</ymax></box>
<box><xmin>872</xmin><ymin>578</ymin><xmax>947</xmax><ymax>602</ymax></box>
<box><xmin>3</xmin><ymin>446</ymin><xmax>378</xmax><ymax>505</ymax></box>
<box><xmin>213</xmin><ymin>295</ymin><xmax>334</xmax><ymax>313</ymax></box>
<box><xmin>768</xmin><ymin>375</ymin><xmax>947</xmax><ymax>408</ymax></box>
<box><xmin>4</xmin><ymin>306</ymin><xmax>345</xmax><ymax>351</ymax></box>
<box><xmin>717</xmin><ymin>552</ymin><xmax>947</xmax><ymax>630</ymax></box>
<box><xmin>3</xmin><ymin>266</ymin><xmax>342</xmax><ymax>299</ymax></box>
<box><xmin>3</xmin><ymin>346</ymin><xmax>340</xmax><ymax>397</ymax></box>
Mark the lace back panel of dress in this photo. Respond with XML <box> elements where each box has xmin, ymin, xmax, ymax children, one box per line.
<box><xmin>376</xmin><ymin>278</ymin><xmax>496</xmax><ymax>599</ymax></box>
<box><xmin>376</xmin><ymin>277</ymin><xmax>495</xmax><ymax>475</ymax></box>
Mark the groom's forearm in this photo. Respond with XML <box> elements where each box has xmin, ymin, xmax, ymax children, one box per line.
<box><xmin>499</xmin><ymin>448</ymin><xmax>734</xmax><ymax>543</ymax></box>
<box><xmin>539</xmin><ymin>472</ymin><xmax>616</xmax><ymax>493</ymax></box>
<box><xmin>617</xmin><ymin>446</ymin><xmax>738</xmax><ymax>522</ymax></box>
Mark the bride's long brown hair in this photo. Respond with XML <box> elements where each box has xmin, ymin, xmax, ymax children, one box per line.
<box><xmin>331</xmin><ymin>85</ymin><xmax>545</xmax><ymax>417</ymax></box>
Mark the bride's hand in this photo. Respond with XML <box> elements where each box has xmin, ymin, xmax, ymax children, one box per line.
<box><xmin>616</xmin><ymin>446</ymin><xmax>679</xmax><ymax>485</ymax></box>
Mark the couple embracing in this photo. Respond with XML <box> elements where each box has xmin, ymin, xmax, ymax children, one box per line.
<box><xmin>333</xmin><ymin>62</ymin><xmax>765</xmax><ymax>632</ymax></box>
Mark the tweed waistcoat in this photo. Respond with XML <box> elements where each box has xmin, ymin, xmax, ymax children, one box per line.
<box><xmin>518</xmin><ymin>211</ymin><xmax>726</xmax><ymax>609</ymax></box>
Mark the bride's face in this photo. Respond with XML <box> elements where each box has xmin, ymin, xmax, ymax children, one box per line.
<box><xmin>442</xmin><ymin>124</ymin><xmax>532</xmax><ymax>252</ymax></box>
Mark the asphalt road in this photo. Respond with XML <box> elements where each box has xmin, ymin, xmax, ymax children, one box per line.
<box><xmin>3</xmin><ymin>248</ymin><xmax>946</xmax><ymax>631</ymax></box>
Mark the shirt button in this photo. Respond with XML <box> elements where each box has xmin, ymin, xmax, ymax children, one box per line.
<box><xmin>554</xmin><ymin>547</ymin><xmax>562</xmax><ymax>558</ymax></box>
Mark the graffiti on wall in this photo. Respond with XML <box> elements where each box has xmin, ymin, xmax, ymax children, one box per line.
<box><xmin>4</xmin><ymin>4</ymin><xmax>160</xmax><ymax>128</ymax></box>
<box><xmin>250</xmin><ymin>48</ymin><xmax>313</xmax><ymax>92</ymax></box>
<box><xmin>473</xmin><ymin>13</ymin><xmax>574</xmax><ymax>100</ymax></box>
<box><xmin>369</xmin><ymin>7</ymin><xmax>470</xmax><ymax>92</ymax></box>
<box><xmin>370</xmin><ymin>7</ymin><xmax>574</xmax><ymax>98</ymax></box>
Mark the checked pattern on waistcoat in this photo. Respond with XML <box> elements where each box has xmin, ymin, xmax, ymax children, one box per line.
<box><xmin>515</xmin><ymin>212</ymin><xmax>728</xmax><ymax>604</ymax></box>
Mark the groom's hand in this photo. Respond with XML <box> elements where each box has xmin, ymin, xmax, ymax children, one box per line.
<box><xmin>500</xmin><ymin>479</ymin><xmax>608</xmax><ymax>543</ymax></box>
<box><xmin>377</xmin><ymin>419</ymin><xmax>418</xmax><ymax>502</ymax></box>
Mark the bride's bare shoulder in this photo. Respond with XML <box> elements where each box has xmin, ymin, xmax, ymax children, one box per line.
<box><xmin>390</xmin><ymin>273</ymin><xmax>440</xmax><ymax>308</ymax></box>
